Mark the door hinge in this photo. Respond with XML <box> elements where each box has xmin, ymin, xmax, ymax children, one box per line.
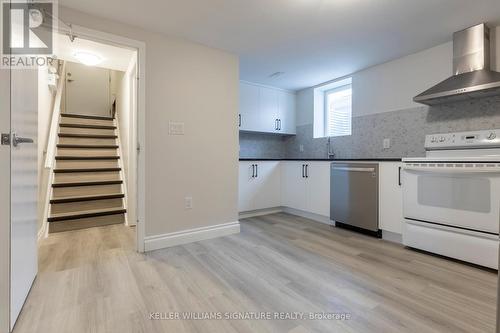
<box><xmin>1</xmin><ymin>133</ymin><xmax>10</xmax><ymax>146</ymax></box>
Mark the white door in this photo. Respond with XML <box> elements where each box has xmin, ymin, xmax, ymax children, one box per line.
<box><xmin>306</xmin><ymin>162</ymin><xmax>331</xmax><ymax>216</ymax></box>
<box><xmin>278</xmin><ymin>91</ymin><xmax>296</xmax><ymax>135</ymax></box>
<box><xmin>65</xmin><ymin>62</ymin><xmax>110</xmax><ymax>117</ymax></box>
<box><xmin>253</xmin><ymin>162</ymin><xmax>281</xmax><ymax>210</ymax></box>
<box><xmin>238</xmin><ymin>162</ymin><xmax>256</xmax><ymax>212</ymax></box>
<box><xmin>239</xmin><ymin>83</ymin><xmax>261</xmax><ymax>132</ymax></box>
<box><xmin>10</xmin><ymin>69</ymin><xmax>38</xmax><ymax>329</ymax></box>
<box><xmin>281</xmin><ymin>162</ymin><xmax>307</xmax><ymax>211</ymax></box>
<box><xmin>259</xmin><ymin>87</ymin><xmax>279</xmax><ymax>133</ymax></box>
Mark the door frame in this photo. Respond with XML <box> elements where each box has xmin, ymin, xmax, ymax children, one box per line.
<box><xmin>56</xmin><ymin>24</ymin><xmax>146</xmax><ymax>252</ymax></box>
<box><xmin>0</xmin><ymin>64</ymin><xmax>12</xmax><ymax>333</ymax></box>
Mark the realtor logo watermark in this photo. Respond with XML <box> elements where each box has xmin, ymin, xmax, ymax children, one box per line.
<box><xmin>1</xmin><ymin>0</ymin><xmax>57</xmax><ymax>68</ymax></box>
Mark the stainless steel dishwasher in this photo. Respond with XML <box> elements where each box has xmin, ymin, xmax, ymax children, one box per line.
<box><xmin>330</xmin><ymin>162</ymin><xmax>381</xmax><ymax>237</ymax></box>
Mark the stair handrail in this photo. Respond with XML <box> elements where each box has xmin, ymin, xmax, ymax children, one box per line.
<box><xmin>44</xmin><ymin>61</ymin><xmax>66</xmax><ymax>169</ymax></box>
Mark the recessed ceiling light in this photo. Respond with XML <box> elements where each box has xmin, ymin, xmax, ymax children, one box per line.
<box><xmin>269</xmin><ymin>71</ymin><xmax>285</xmax><ymax>79</ymax></box>
<box><xmin>73</xmin><ymin>51</ymin><xmax>102</xmax><ymax>66</ymax></box>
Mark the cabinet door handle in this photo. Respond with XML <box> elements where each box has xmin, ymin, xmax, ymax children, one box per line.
<box><xmin>278</xmin><ymin>119</ymin><xmax>282</xmax><ymax>131</ymax></box>
<box><xmin>255</xmin><ymin>164</ymin><xmax>258</xmax><ymax>178</ymax></box>
<box><xmin>239</xmin><ymin>114</ymin><xmax>241</xmax><ymax>127</ymax></box>
<box><xmin>398</xmin><ymin>166</ymin><xmax>402</xmax><ymax>186</ymax></box>
<box><xmin>302</xmin><ymin>164</ymin><xmax>305</xmax><ymax>178</ymax></box>
<box><xmin>275</xmin><ymin>119</ymin><xmax>278</xmax><ymax>130</ymax></box>
<box><xmin>251</xmin><ymin>164</ymin><xmax>255</xmax><ymax>178</ymax></box>
<box><xmin>305</xmin><ymin>164</ymin><xmax>309</xmax><ymax>178</ymax></box>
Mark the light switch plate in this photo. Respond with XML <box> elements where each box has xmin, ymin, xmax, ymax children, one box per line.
<box><xmin>185</xmin><ymin>197</ymin><xmax>193</xmax><ymax>209</ymax></box>
<box><xmin>169</xmin><ymin>122</ymin><xmax>185</xmax><ymax>135</ymax></box>
<box><xmin>383</xmin><ymin>138</ymin><xmax>391</xmax><ymax>149</ymax></box>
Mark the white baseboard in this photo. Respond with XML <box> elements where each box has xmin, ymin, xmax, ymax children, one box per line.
<box><xmin>281</xmin><ymin>207</ymin><xmax>334</xmax><ymax>226</ymax></box>
<box><xmin>239</xmin><ymin>206</ymin><xmax>333</xmax><ymax>226</ymax></box>
<box><xmin>239</xmin><ymin>208</ymin><xmax>283</xmax><ymax>219</ymax></box>
<box><xmin>144</xmin><ymin>221</ymin><xmax>240</xmax><ymax>252</ymax></box>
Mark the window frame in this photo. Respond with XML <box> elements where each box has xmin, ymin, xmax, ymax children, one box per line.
<box><xmin>323</xmin><ymin>83</ymin><xmax>352</xmax><ymax>138</ymax></box>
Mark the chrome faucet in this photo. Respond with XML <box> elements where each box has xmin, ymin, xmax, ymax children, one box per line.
<box><xmin>327</xmin><ymin>137</ymin><xmax>335</xmax><ymax>159</ymax></box>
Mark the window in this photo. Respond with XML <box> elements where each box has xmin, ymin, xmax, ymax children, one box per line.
<box><xmin>313</xmin><ymin>77</ymin><xmax>352</xmax><ymax>138</ymax></box>
<box><xmin>324</xmin><ymin>84</ymin><xmax>352</xmax><ymax>137</ymax></box>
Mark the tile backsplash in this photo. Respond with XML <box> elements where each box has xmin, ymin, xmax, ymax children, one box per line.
<box><xmin>239</xmin><ymin>96</ymin><xmax>500</xmax><ymax>159</ymax></box>
<box><xmin>239</xmin><ymin>132</ymin><xmax>287</xmax><ymax>159</ymax></box>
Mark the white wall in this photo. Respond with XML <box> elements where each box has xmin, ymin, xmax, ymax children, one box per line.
<box><xmin>298</xmin><ymin>27</ymin><xmax>500</xmax><ymax>124</ymax></box>
<box><xmin>37</xmin><ymin>66</ymin><xmax>56</xmax><ymax>231</ymax></box>
<box><xmin>352</xmin><ymin>42</ymin><xmax>452</xmax><ymax>116</ymax></box>
<box><xmin>59</xmin><ymin>7</ymin><xmax>239</xmax><ymax>238</ymax></box>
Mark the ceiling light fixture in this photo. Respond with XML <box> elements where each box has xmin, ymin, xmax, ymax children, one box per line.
<box><xmin>269</xmin><ymin>71</ymin><xmax>285</xmax><ymax>79</ymax></box>
<box><xmin>73</xmin><ymin>51</ymin><xmax>102</xmax><ymax>66</ymax></box>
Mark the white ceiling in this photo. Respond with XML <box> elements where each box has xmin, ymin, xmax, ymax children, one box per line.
<box><xmin>59</xmin><ymin>0</ymin><xmax>500</xmax><ymax>90</ymax></box>
<box><xmin>54</xmin><ymin>32</ymin><xmax>136</xmax><ymax>72</ymax></box>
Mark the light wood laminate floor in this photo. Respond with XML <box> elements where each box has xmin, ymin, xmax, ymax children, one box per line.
<box><xmin>14</xmin><ymin>213</ymin><xmax>497</xmax><ymax>333</ymax></box>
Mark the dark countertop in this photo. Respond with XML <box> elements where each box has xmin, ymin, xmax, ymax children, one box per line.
<box><xmin>239</xmin><ymin>158</ymin><xmax>403</xmax><ymax>162</ymax></box>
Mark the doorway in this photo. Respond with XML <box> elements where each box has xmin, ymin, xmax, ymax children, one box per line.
<box><xmin>0</xmin><ymin>23</ymin><xmax>146</xmax><ymax>331</ymax></box>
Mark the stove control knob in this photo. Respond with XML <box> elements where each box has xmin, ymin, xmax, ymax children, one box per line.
<box><xmin>487</xmin><ymin>132</ymin><xmax>497</xmax><ymax>140</ymax></box>
<box><xmin>431</xmin><ymin>137</ymin><xmax>437</xmax><ymax>143</ymax></box>
<box><xmin>439</xmin><ymin>136</ymin><xmax>446</xmax><ymax>142</ymax></box>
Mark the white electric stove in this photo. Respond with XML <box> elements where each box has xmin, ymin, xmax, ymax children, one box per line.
<box><xmin>402</xmin><ymin>129</ymin><xmax>500</xmax><ymax>269</ymax></box>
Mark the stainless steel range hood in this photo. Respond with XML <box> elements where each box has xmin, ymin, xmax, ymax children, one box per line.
<box><xmin>414</xmin><ymin>23</ymin><xmax>500</xmax><ymax>106</ymax></box>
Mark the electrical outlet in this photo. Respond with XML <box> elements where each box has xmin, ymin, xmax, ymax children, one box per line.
<box><xmin>185</xmin><ymin>197</ymin><xmax>193</xmax><ymax>209</ymax></box>
<box><xmin>383</xmin><ymin>138</ymin><xmax>391</xmax><ymax>149</ymax></box>
<box><xmin>299</xmin><ymin>144</ymin><xmax>304</xmax><ymax>152</ymax></box>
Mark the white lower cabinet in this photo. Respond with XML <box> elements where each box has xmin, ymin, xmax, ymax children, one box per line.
<box><xmin>239</xmin><ymin>161</ymin><xmax>281</xmax><ymax>212</ymax></box>
<box><xmin>281</xmin><ymin>162</ymin><xmax>307</xmax><ymax>211</ymax></box>
<box><xmin>281</xmin><ymin>162</ymin><xmax>330</xmax><ymax>217</ymax></box>
<box><xmin>305</xmin><ymin>162</ymin><xmax>331</xmax><ymax>217</ymax></box>
<box><xmin>378</xmin><ymin>162</ymin><xmax>404</xmax><ymax>234</ymax></box>
<box><xmin>240</xmin><ymin>161</ymin><xmax>403</xmax><ymax>235</ymax></box>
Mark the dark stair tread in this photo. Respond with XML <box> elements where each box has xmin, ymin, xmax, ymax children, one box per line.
<box><xmin>59</xmin><ymin>123</ymin><xmax>116</xmax><ymax>130</ymax></box>
<box><xmin>50</xmin><ymin>193</ymin><xmax>124</xmax><ymax>204</ymax></box>
<box><xmin>57</xmin><ymin>144</ymin><xmax>119</xmax><ymax>149</ymax></box>
<box><xmin>61</xmin><ymin>114</ymin><xmax>114</xmax><ymax>121</ymax></box>
<box><xmin>53</xmin><ymin>167</ymin><xmax>121</xmax><ymax>173</ymax></box>
<box><xmin>48</xmin><ymin>207</ymin><xmax>126</xmax><ymax>222</ymax></box>
<box><xmin>52</xmin><ymin>180</ymin><xmax>123</xmax><ymax>187</ymax></box>
<box><xmin>55</xmin><ymin>156</ymin><xmax>119</xmax><ymax>160</ymax></box>
<box><xmin>58</xmin><ymin>133</ymin><xmax>118</xmax><ymax>139</ymax></box>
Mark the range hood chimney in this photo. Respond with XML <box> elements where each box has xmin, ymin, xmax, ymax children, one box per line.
<box><xmin>414</xmin><ymin>23</ymin><xmax>500</xmax><ymax>106</ymax></box>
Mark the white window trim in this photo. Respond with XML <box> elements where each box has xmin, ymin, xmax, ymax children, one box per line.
<box><xmin>323</xmin><ymin>84</ymin><xmax>352</xmax><ymax>137</ymax></box>
<box><xmin>313</xmin><ymin>77</ymin><xmax>352</xmax><ymax>139</ymax></box>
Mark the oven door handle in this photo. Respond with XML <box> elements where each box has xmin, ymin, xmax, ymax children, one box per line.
<box><xmin>403</xmin><ymin>166</ymin><xmax>500</xmax><ymax>174</ymax></box>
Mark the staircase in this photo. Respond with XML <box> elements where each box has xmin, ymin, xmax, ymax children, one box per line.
<box><xmin>47</xmin><ymin>113</ymin><xmax>126</xmax><ymax>233</ymax></box>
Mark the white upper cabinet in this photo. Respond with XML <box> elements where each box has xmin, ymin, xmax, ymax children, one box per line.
<box><xmin>259</xmin><ymin>87</ymin><xmax>279</xmax><ymax>133</ymax></box>
<box><xmin>239</xmin><ymin>81</ymin><xmax>296</xmax><ymax>135</ymax></box>
<box><xmin>239</xmin><ymin>83</ymin><xmax>262</xmax><ymax>132</ymax></box>
<box><xmin>278</xmin><ymin>91</ymin><xmax>296</xmax><ymax>134</ymax></box>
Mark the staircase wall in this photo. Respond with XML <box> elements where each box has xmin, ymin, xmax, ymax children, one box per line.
<box><xmin>37</xmin><ymin>64</ymin><xmax>58</xmax><ymax>233</ymax></box>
